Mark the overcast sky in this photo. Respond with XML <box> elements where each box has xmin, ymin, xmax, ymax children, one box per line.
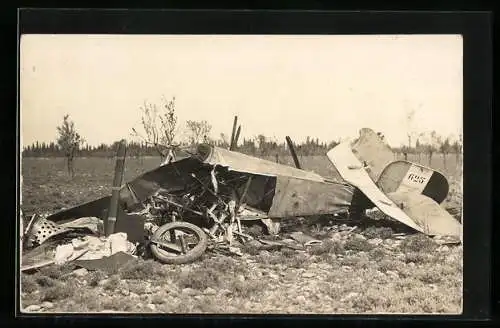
<box><xmin>20</xmin><ymin>34</ymin><xmax>463</xmax><ymax>148</ymax></box>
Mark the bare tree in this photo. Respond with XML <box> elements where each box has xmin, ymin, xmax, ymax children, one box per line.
<box><xmin>401</xmin><ymin>144</ymin><xmax>409</xmax><ymax>161</ymax></box>
<box><xmin>439</xmin><ymin>136</ymin><xmax>452</xmax><ymax>170</ymax></box>
<box><xmin>185</xmin><ymin>120</ymin><xmax>212</xmax><ymax>145</ymax></box>
<box><xmin>56</xmin><ymin>114</ymin><xmax>84</xmax><ymax>178</ymax></box>
<box><xmin>405</xmin><ymin>106</ymin><xmax>416</xmax><ymax>154</ymax></box>
<box><xmin>132</xmin><ymin>96</ymin><xmax>178</xmax><ymax>163</ymax></box>
<box><xmin>257</xmin><ymin>134</ymin><xmax>267</xmax><ymax>155</ymax></box>
<box><xmin>403</xmin><ymin>102</ymin><xmax>424</xmax><ymax>160</ymax></box>
<box><xmin>423</xmin><ymin>131</ymin><xmax>441</xmax><ymax>167</ymax></box>
<box><xmin>451</xmin><ymin>133</ymin><xmax>463</xmax><ymax>162</ymax></box>
<box><xmin>415</xmin><ymin>138</ymin><xmax>422</xmax><ymax>163</ymax></box>
<box><xmin>452</xmin><ymin>133</ymin><xmax>463</xmax><ymax>176</ymax></box>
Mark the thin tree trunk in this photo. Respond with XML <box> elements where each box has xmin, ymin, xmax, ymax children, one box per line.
<box><xmin>67</xmin><ymin>157</ymin><xmax>74</xmax><ymax>178</ymax></box>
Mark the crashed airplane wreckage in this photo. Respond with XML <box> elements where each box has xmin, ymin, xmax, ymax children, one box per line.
<box><xmin>21</xmin><ymin>128</ymin><xmax>462</xmax><ymax>268</ymax></box>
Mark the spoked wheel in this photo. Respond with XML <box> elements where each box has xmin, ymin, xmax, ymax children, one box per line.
<box><xmin>150</xmin><ymin>221</ymin><xmax>208</xmax><ymax>264</ymax></box>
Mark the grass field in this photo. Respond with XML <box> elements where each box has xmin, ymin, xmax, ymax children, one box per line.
<box><xmin>20</xmin><ymin>154</ymin><xmax>463</xmax><ymax>314</ymax></box>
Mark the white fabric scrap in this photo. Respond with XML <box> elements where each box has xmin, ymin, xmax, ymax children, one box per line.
<box><xmin>71</xmin><ymin>238</ymin><xmax>89</xmax><ymax>250</ymax></box>
<box><xmin>210</xmin><ymin>167</ymin><xmax>219</xmax><ymax>194</ymax></box>
<box><xmin>55</xmin><ymin>233</ymin><xmax>137</xmax><ymax>262</ymax></box>
<box><xmin>54</xmin><ymin>244</ymin><xmax>74</xmax><ymax>265</ymax></box>
<box><xmin>108</xmin><ymin>232</ymin><xmax>129</xmax><ymax>255</ymax></box>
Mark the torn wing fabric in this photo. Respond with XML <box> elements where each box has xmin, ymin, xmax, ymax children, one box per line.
<box><xmin>196</xmin><ymin>144</ymin><xmax>325</xmax><ymax>182</ymax></box>
<box><xmin>327</xmin><ymin>142</ymin><xmax>424</xmax><ymax>233</ymax></box>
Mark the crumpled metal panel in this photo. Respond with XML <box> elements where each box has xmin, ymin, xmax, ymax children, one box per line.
<box><xmin>268</xmin><ymin>175</ymin><xmax>353</xmax><ymax>218</ymax></box>
<box><xmin>350</xmin><ymin>128</ymin><xmax>395</xmax><ymax>182</ymax></box>
<box><xmin>387</xmin><ymin>190</ymin><xmax>461</xmax><ymax>240</ymax></box>
<box><xmin>121</xmin><ymin>157</ymin><xmax>209</xmax><ymax>206</ymax></box>
<box><xmin>45</xmin><ymin>157</ymin><xmax>214</xmax><ymax>221</ymax></box>
<box><xmin>327</xmin><ymin>142</ymin><xmax>425</xmax><ymax>233</ymax></box>
<box><xmin>328</xmin><ymin>142</ymin><xmax>462</xmax><ymax>239</ymax></box>
<box><xmin>125</xmin><ymin>157</ymin><xmax>278</xmax><ymax>213</ymax></box>
<box><xmin>25</xmin><ymin>216</ymin><xmax>71</xmax><ymax>246</ymax></box>
<box><xmin>196</xmin><ymin>144</ymin><xmax>325</xmax><ymax>182</ymax></box>
<box><xmin>46</xmin><ymin>196</ymin><xmax>111</xmax><ymax>223</ymax></box>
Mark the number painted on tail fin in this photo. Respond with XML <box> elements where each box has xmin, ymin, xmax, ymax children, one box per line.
<box><xmin>398</xmin><ymin>164</ymin><xmax>434</xmax><ymax>193</ymax></box>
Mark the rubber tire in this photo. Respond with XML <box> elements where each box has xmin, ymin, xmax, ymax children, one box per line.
<box><xmin>150</xmin><ymin>221</ymin><xmax>208</xmax><ymax>265</ymax></box>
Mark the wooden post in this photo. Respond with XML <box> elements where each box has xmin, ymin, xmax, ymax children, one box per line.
<box><xmin>229</xmin><ymin>116</ymin><xmax>238</xmax><ymax>150</ymax></box>
<box><xmin>105</xmin><ymin>139</ymin><xmax>127</xmax><ymax>237</ymax></box>
<box><xmin>231</xmin><ymin>125</ymin><xmax>241</xmax><ymax>151</ymax></box>
<box><xmin>285</xmin><ymin>136</ymin><xmax>301</xmax><ymax>169</ymax></box>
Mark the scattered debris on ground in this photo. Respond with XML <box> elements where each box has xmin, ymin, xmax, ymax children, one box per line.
<box><xmin>20</xmin><ymin>128</ymin><xmax>462</xmax><ymax>314</ymax></box>
<box><xmin>20</xmin><ymin>219</ymin><xmax>463</xmax><ymax>314</ymax></box>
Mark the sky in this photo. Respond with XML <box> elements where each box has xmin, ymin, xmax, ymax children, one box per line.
<box><xmin>20</xmin><ymin>34</ymin><xmax>463</xmax><ymax>149</ymax></box>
